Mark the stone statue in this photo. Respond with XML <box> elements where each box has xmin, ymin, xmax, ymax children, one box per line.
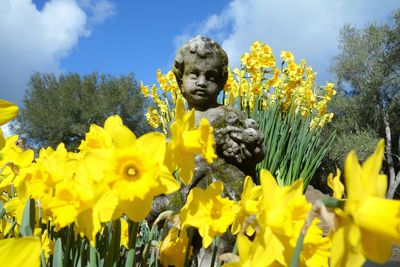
<box><xmin>173</xmin><ymin>35</ymin><xmax>265</xmax><ymax>199</ymax></box>
<box><xmin>169</xmin><ymin>35</ymin><xmax>266</xmax><ymax>266</ymax></box>
<box><xmin>149</xmin><ymin>36</ymin><xmax>265</xmax><ymax>266</ymax></box>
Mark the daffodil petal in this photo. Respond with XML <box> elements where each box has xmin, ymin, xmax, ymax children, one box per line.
<box><xmin>344</xmin><ymin>151</ymin><xmax>363</xmax><ymax>200</ymax></box>
<box><xmin>118</xmin><ymin>196</ymin><xmax>153</xmax><ymax>222</ymax></box>
<box><xmin>260</xmin><ymin>169</ymin><xmax>278</xmax><ymax>204</ymax></box>
<box><xmin>237</xmin><ymin>234</ymin><xmax>252</xmax><ymax>260</ymax></box>
<box><xmin>0</xmin><ymin>99</ymin><xmax>18</xmax><ymax>125</ymax></box>
<box><xmin>104</xmin><ymin>115</ymin><xmax>136</xmax><ymax>148</ymax></box>
<box><xmin>362</xmin><ymin>139</ymin><xmax>384</xmax><ymax>181</ymax></box>
<box><xmin>0</xmin><ymin>129</ymin><xmax>5</xmax><ymax>149</ymax></box>
<box><xmin>331</xmin><ymin>224</ymin><xmax>365</xmax><ymax>267</ymax></box>
<box><xmin>355</xmin><ymin>196</ymin><xmax>400</xmax><ymax>242</ymax></box>
<box><xmin>137</xmin><ymin>132</ymin><xmax>166</xmax><ymax>163</ymax></box>
<box><xmin>156</xmin><ymin>165</ymin><xmax>180</xmax><ymax>194</ymax></box>
<box><xmin>0</xmin><ymin>237</ymin><xmax>41</xmax><ymax>267</ymax></box>
<box><xmin>175</xmin><ymin>96</ymin><xmax>185</xmax><ymax>121</ymax></box>
<box><xmin>360</xmin><ymin>228</ymin><xmax>392</xmax><ymax>264</ymax></box>
<box><xmin>177</xmin><ymin>152</ymin><xmax>194</xmax><ymax>185</ymax></box>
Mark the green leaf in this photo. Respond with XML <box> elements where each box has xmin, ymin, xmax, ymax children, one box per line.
<box><xmin>40</xmin><ymin>252</ymin><xmax>46</xmax><ymax>267</ymax></box>
<box><xmin>124</xmin><ymin>249</ymin><xmax>135</xmax><ymax>267</ymax></box>
<box><xmin>52</xmin><ymin>238</ymin><xmax>63</xmax><ymax>267</ymax></box>
<box><xmin>20</xmin><ymin>197</ymin><xmax>35</xmax><ymax>237</ymax></box>
<box><xmin>89</xmin><ymin>244</ymin><xmax>98</xmax><ymax>267</ymax></box>
<box><xmin>105</xmin><ymin>220</ymin><xmax>121</xmax><ymax>267</ymax></box>
<box><xmin>0</xmin><ymin>202</ymin><xmax>5</xmax><ymax>218</ymax></box>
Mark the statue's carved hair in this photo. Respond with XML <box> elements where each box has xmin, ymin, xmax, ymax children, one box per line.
<box><xmin>173</xmin><ymin>35</ymin><xmax>229</xmax><ymax>89</ymax></box>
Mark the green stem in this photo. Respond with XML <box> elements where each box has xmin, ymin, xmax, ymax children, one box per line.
<box><xmin>125</xmin><ymin>221</ymin><xmax>139</xmax><ymax>267</ymax></box>
<box><xmin>183</xmin><ymin>227</ymin><xmax>194</xmax><ymax>267</ymax></box>
<box><xmin>210</xmin><ymin>236</ymin><xmax>220</xmax><ymax>267</ymax></box>
<box><xmin>290</xmin><ymin>228</ymin><xmax>305</xmax><ymax>267</ymax></box>
<box><xmin>140</xmin><ymin>224</ymin><xmax>157</xmax><ymax>267</ymax></box>
<box><xmin>232</xmin><ymin>239</ymin><xmax>238</xmax><ymax>255</ymax></box>
<box><xmin>64</xmin><ymin>223</ymin><xmax>74</xmax><ymax>267</ymax></box>
<box><xmin>290</xmin><ymin>198</ymin><xmax>326</xmax><ymax>267</ymax></box>
<box><xmin>322</xmin><ymin>197</ymin><xmax>345</xmax><ymax>209</ymax></box>
<box><xmin>40</xmin><ymin>252</ymin><xmax>46</xmax><ymax>267</ymax></box>
<box><xmin>10</xmin><ymin>184</ymin><xmax>15</xmax><ymax>198</ymax></box>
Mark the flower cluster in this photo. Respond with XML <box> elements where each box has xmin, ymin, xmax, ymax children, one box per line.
<box><xmin>0</xmin><ymin>98</ymin><xmax>217</xmax><ymax>265</ymax></box>
<box><xmin>141</xmin><ymin>70</ymin><xmax>182</xmax><ymax>134</ymax></box>
<box><xmin>225</xmin><ymin>41</ymin><xmax>336</xmax><ymax>128</ymax></box>
<box><xmin>142</xmin><ymin>41</ymin><xmax>335</xmax><ymax>132</ymax></box>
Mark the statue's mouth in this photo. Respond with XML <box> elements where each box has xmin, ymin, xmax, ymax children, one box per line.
<box><xmin>194</xmin><ymin>89</ymin><xmax>208</xmax><ymax>97</ymax></box>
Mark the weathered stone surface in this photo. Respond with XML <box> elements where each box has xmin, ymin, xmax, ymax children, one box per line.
<box><xmin>150</xmin><ymin>35</ymin><xmax>266</xmax><ymax>266</ymax></box>
<box><xmin>172</xmin><ymin>35</ymin><xmax>265</xmax><ymax>179</ymax></box>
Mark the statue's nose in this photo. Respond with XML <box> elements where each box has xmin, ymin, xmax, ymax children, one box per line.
<box><xmin>196</xmin><ymin>75</ymin><xmax>207</xmax><ymax>87</ymax></box>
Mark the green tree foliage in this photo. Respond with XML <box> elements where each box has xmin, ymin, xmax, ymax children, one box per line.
<box><xmin>329</xmin><ymin>9</ymin><xmax>400</xmax><ymax>197</ymax></box>
<box><xmin>10</xmin><ymin>72</ymin><xmax>150</xmax><ymax>151</ymax></box>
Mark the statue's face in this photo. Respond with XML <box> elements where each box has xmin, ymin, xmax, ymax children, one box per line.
<box><xmin>181</xmin><ymin>54</ymin><xmax>222</xmax><ymax>111</ymax></box>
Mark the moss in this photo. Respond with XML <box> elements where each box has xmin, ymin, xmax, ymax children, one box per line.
<box><xmin>167</xmin><ymin>191</ymin><xmax>184</xmax><ymax>212</ymax></box>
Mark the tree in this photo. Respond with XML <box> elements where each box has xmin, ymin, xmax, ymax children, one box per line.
<box><xmin>330</xmin><ymin>9</ymin><xmax>400</xmax><ymax>198</ymax></box>
<box><xmin>10</xmin><ymin>72</ymin><xmax>151</xmax><ymax>151</ymax></box>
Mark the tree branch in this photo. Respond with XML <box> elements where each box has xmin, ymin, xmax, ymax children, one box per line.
<box><xmin>384</xmin><ymin>109</ymin><xmax>398</xmax><ymax>199</ymax></box>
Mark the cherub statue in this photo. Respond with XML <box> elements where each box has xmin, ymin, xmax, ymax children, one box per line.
<box><xmin>173</xmin><ymin>35</ymin><xmax>265</xmax><ymax>198</ymax></box>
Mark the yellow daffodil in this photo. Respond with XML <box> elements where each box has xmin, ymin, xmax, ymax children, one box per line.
<box><xmin>106</xmin><ymin>132</ymin><xmax>178</xmax><ymax>201</ymax></box>
<box><xmin>159</xmin><ymin>226</ymin><xmax>190</xmax><ymax>267</ymax></box>
<box><xmin>78</xmin><ymin>124</ymin><xmax>112</xmax><ymax>152</ymax></box>
<box><xmin>179</xmin><ymin>181</ymin><xmax>237</xmax><ymax>248</ymax></box>
<box><xmin>145</xmin><ymin>107</ymin><xmax>161</xmax><ymax>129</ymax></box>
<box><xmin>140</xmin><ymin>81</ymin><xmax>150</xmax><ymax>97</ymax></box>
<box><xmin>327</xmin><ymin>169</ymin><xmax>344</xmax><ymax>199</ymax></box>
<box><xmin>96</xmin><ymin>115</ymin><xmax>180</xmax><ymax>222</ymax></box>
<box><xmin>166</xmin><ymin>96</ymin><xmax>216</xmax><ymax>185</ymax></box>
<box><xmin>231</xmin><ymin>170</ymin><xmax>330</xmax><ymax>266</ymax></box>
<box><xmin>231</xmin><ymin>176</ymin><xmax>262</xmax><ymax>236</ymax></box>
<box><xmin>0</xmin><ymin>135</ymin><xmax>34</xmax><ymax>189</ymax></box>
<box><xmin>280</xmin><ymin>51</ymin><xmax>295</xmax><ymax>62</ymax></box>
<box><xmin>0</xmin><ymin>99</ymin><xmax>19</xmax><ymax>149</ymax></box>
<box><xmin>39</xmin><ymin>229</ymin><xmax>54</xmax><ymax>262</ymax></box>
<box><xmin>331</xmin><ymin>140</ymin><xmax>400</xmax><ymax>266</ymax></box>
<box><xmin>3</xmin><ymin>196</ymin><xmax>26</xmax><ymax>225</ymax></box>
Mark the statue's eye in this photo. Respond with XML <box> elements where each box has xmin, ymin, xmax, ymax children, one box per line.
<box><xmin>206</xmin><ymin>71</ymin><xmax>217</xmax><ymax>82</ymax></box>
<box><xmin>188</xmin><ymin>72</ymin><xmax>198</xmax><ymax>79</ymax></box>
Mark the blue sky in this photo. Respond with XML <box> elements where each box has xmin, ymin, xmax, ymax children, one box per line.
<box><xmin>1</xmin><ymin>0</ymin><xmax>399</xmax><ymax>108</ymax></box>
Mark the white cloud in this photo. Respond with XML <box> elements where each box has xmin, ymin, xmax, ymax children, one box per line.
<box><xmin>78</xmin><ymin>0</ymin><xmax>115</xmax><ymax>24</ymax></box>
<box><xmin>0</xmin><ymin>0</ymin><xmax>114</xmax><ymax>105</ymax></box>
<box><xmin>174</xmin><ymin>0</ymin><xmax>400</xmax><ymax>85</ymax></box>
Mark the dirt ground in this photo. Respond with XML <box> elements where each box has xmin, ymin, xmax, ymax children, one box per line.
<box><xmin>304</xmin><ymin>186</ymin><xmax>400</xmax><ymax>265</ymax></box>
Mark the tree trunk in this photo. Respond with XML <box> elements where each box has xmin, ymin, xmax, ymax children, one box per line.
<box><xmin>384</xmin><ymin>110</ymin><xmax>400</xmax><ymax>198</ymax></box>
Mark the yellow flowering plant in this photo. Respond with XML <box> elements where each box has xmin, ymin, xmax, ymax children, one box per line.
<box><xmin>237</xmin><ymin>42</ymin><xmax>336</xmax><ymax>188</ymax></box>
<box><xmin>0</xmin><ymin>39</ymin><xmax>399</xmax><ymax>267</ymax></box>
<box><xmin>141</xmin><ymin>70</ymin><xmax>182</xmax><ymax>134</ymax></box>
<box><xmin>141</xmin><ymin>41</ymin><xmax>336</xmax><ymax>188</ymax></box>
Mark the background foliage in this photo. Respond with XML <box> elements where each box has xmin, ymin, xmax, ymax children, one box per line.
<box><xmin>10</xmin><ymin>72</ymin><xmax>150</xmax><ymax>151</ymax></box>
<box><xmin>322</xmin><ymin>9</ymin><xmax>400</xmax><ymax>197</ymax></box>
